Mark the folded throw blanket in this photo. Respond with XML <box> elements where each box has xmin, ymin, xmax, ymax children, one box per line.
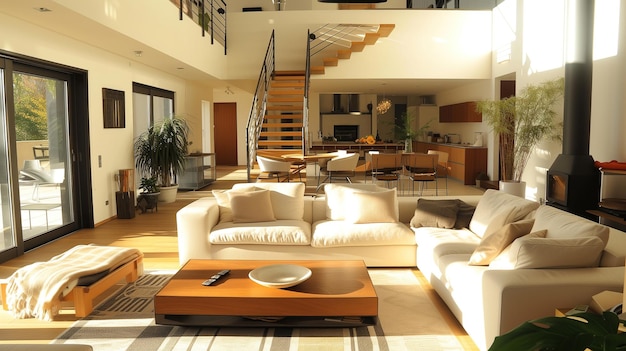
<box><xmin>5</xmin><ymin>244</ymin><xmax>142</xmax><ymax>320</ymax></box>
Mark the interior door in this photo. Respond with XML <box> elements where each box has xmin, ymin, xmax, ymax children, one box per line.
<box><xmin>213</xmin><ymin>102</ymin><xmax>237</xmax><ymax>166</ymax></box>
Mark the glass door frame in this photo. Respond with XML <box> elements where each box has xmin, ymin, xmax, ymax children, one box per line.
<box><xmin>0</xmin><ymin>50</ymin><xmax>92</xmax><ymax>262</ymax></box>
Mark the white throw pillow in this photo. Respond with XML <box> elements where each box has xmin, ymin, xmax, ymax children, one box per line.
<box><xmin>228</xmin><ymin>189</ymin><xmax>276</xmax><ymax>223</ymax></box>
<box><xmin>212</xmin><ymin>185</ymin><xmax>257</xmax><ymax>223</ymax></box>
<box><xmin>233</xmin><ymin>182</ymin><xmax>305</xmax><ymax>220</ymax></box>
<box><xmin>324</xmin><ymin>184</ymin><xmax>388</xmax><ymax>220</ymax></box>
<box><xmin>468</xmin><ymin>218</ymin><xmax>535</xmax><ymax>266</ymax></box>
<box><xmin>345</xmin><ymin>188</ymin><xmax>398</xmax><ymax>224</ymax></box>
<box><xmin>488</xmin><ymin>230</ymin><xmax>546</xmax><ymax>269</ymax></box>
<box><xmin>489</xmin><ymin>234</ymin><xmax>605</xmax><ymax>269</ymax></box>
<box><xmin>531</xmin><ymin>205</ymin><xmax>610</xmax><ymax>246</ymax></box>
<box><xmin>469</xmin><ymin>189</ymin><xmax>539</xmax><ymax>238</ymax></box>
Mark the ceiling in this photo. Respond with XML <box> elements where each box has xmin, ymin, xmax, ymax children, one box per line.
<box><xmin>0</xmin><ymin>0</ymin><xmax>487</xmax><ymax>97</ymax></box>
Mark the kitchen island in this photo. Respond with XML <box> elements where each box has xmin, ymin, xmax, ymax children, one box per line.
<box><xmin>310</xmin><ymin>142</ymin><xmax>404</xmax><ymax>157</ymax></box>
<box><xmin>415</xmin><ymin>141</ymin><xmax>487</xmax><ymax>185</ymax></box>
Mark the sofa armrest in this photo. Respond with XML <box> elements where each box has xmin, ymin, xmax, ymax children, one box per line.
<box><xmin>176</xmin><ymin>197</ymin><xmax>220</xmax><ymax>265</ymax></box>
<box><xmin>481</xmin><ymin>266</ymin><xmax>625</xmax><ymax>349</ymax></box>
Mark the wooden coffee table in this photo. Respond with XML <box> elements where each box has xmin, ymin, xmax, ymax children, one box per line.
<box><xmin>154</xmin><ymin>259</ymin><xmax>378</xmax><ymax>327</ymax></box>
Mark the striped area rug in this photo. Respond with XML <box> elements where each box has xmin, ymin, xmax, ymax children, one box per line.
<box><xmin>53</xmin><ymin>269</ymin><xmax>465</xmax><ymax>351</ymax></box>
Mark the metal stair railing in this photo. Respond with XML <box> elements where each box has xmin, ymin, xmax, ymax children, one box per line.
<box><xmin>174</xmin><ymin>0</ymin><xmax>227</xmax><ymax>54</ymax></box>
<box><xmin>246</xmin><ymin>30</ymin><xmax>275</xmax><ymax>182</ymax></box>
<box><xmin>303</xmin><ymin>30</ymin><xmax>312</xmax><ymax>157</ymax></box>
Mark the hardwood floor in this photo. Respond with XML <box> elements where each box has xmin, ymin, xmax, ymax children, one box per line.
<box><xmin>0</xmin><ymin>166</ymin><xmax>480</xmax><ymax>349</ymax></box>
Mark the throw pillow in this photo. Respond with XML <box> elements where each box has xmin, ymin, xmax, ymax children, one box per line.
<box><xmin>345</xmin><ymin>188</ymin><xmax>398</xmax><ymax>224</ymax></box>
<box><xmin>531</xmin><ymin>205</ymin><xmax>610</xmax><ymax>246</ymax></box>
<box><xmin>454</xmin><ymin>200</ymin><xmax>476</xmax><ymax>229</ymax></box>
<box><xmin>228</xmin><ymin>189</ymin><xmax>276</xmax><ymax>223</ymax></box>
<box><xmin>410</xmin><ymin>199</ymin><xmax>459</xmax><ymax>229</ymax></box>
<box><xmin>212</xmin><ymin>186</ymin><xmax>257</xmax><ymax>223</ymax></box>
<box><xmin>468</xmin><ymin>218</ymin><xmax>535</xmax><ymax>265</ymax></box>
<box><xmin>488</xmin><ymin>230</ymin><xmax>547</xmax><ymax>269</ymax></box>
<box><xmin>489</xmin><ymin>234</ymin><xmax>605</xmax><ymax>269</ymax></box>
<box><xmin>233</xmin><ymin>182</ymin><xmax>305</xmax><ymax>220</ymax></box>
<box><xmin>324</xmin><ymin>184</ymin><xmax>391</xmax><ymax>220</ymax></box>
<box><xmin>469</xmin><ymin>189</ymin><xmax>540</xmax><ymax>238</ymax></box>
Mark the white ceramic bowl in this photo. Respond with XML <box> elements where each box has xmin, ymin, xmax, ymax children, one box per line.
<box><xmin>248</xmin><ymin>264</ymin><xmax>312</xmax><ymax>289</ymax></box>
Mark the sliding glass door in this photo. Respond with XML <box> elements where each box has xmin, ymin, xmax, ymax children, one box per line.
<box><xmin>13</xmin><ymin>70</ymin><xmax>74</xmax><ymax>241</ymax></box>
<box><xmin>0</xmin><ymin>53</ymin><xmax>90</xmax><ymax>262</ymax></box>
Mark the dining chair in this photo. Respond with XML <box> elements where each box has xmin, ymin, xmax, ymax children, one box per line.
<box><xmin>428</xmin><ymin>149</ymin><xmax>450</xmax><ymax>195</ymax></box>
<box><xmin>370</xmin><ymin>152</ymin><xmax>403</xmax><ymax>189</ymax></box>
<box><xmin>404</xmin><ymin>153</ymin><xmax>438</xmax><ymax>195</ymax></box>
<box><xmin>256</xmin><ymin>155</ymin><xmax>292</xmax><ymax>182</ymax></box>
<box><xmin>317</xmin><ymin>152</ymin><xmax>360</xmax><ymax>187</ymax></box>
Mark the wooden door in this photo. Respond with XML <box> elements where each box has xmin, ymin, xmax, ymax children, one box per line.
<box><xmin>213</xmin><ymin>102</ymin><xmax>237</xmax><ymax>166</ymax></box>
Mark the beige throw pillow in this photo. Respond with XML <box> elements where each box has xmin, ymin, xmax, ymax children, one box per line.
<box><xmin>212</xmin><ymin>186</ymin><xmax>257</xmax><ymax>223</ymax></box>
<box><xmin>345</xmin><ymin>188</ymin><xmax>398</xmax><ymax>224</ymax></box>
<box><xmin>410</xmin><ymin>199</ymin><xmax>459</xmax><ymax>229</ymax></box>
<box><xmin>489</xmin><ymin>233</ymin><xmax>604</xmax><ymax>269</ymax></box>
<box><xmin>228</xmin><ymin>189</ymin><xmax>276</xmax><ymax>223</ymax></box>
<box><xmin>468</xmin><ymin>218</ymin><xmax>534</xmax><ymax>265</ymax></box>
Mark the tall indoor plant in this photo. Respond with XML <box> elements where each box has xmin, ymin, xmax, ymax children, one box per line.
<box><xmin>476</xmin><ymin>78</ymin><xmax>564</xmax><ymax>196</ymax></box>
<box><xmin>134</xmin><ymin>116</ymin><xmax>190</xmax><ymax>203</ymax></box>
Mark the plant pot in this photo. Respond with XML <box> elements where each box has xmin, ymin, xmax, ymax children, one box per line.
<box><xmin>158</xmin><ymin>184</ymin><xmax>179</xmax><ymax>203</ymax></box>
<box><xmin>136</xmin><ymin>192</ymin><xmax>160</xmax><ymax>213</ymax></box>
<box><xmin>499</xmin><ymin>180</ymin><xmax>526</xmax><ymax>198</ymax></box>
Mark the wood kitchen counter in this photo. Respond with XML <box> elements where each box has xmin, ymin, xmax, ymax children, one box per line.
<box><xmin>416</xmin><ymin>141</ymin><xmax>487</xmax><ymax>185</ymax></box>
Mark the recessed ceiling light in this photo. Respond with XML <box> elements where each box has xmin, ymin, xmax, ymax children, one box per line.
<box><xmin>34</xmin><ymin>7</ymin><xmax>52</xmax><ymax>12</ymax></box>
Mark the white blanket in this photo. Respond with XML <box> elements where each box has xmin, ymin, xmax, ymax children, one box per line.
<box><xmin>5</xmin><ymin>244</ymin><xmax>142</xmax><ymax>320</ymax></box>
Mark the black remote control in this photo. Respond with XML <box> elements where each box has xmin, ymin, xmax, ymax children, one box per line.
<box><xmin>202</xmin><ymin>269</ymin><xmax>230</xmax><ymax>286</ymax></box>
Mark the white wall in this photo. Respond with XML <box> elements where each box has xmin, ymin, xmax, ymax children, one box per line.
<box><xmin>461</xmin><ymin>0</ymin><xmax>626</xmax><ymax>202</ymax></box>
<box><xmin>0</xmin><ymin>12</ymin><xmax>211</xmax><ymax>225</ymax></box>
<box><xmin>226</xmin><ymin>9</ymin><xmax>492</xmax><ymax>80</ymax></box>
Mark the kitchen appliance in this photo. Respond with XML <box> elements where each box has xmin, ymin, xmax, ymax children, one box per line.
<box><xmin>473</xmin><ymin>132</ymin><xmax>483</xmax><ymax>147</ymax></box>
<box><xmin>445</xmin><ymin>134</ymin><xmax>461</xmax><ymax>144</ymax></box>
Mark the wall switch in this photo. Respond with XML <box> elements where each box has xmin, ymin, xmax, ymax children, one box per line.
<box><xmin>98</xmin><ymin>155</ymin><xmax>102</xmax><ymax>168</ymax></box>
<box><xmin>105</xmin><ymin>200</ymin><xmax>109</xmax><ymax>205</ymax></box>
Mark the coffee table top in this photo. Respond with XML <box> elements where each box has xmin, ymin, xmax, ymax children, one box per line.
<box><xmin>154</xmin><ymin>259</ymin><xmax>377</xmax><ymax>318</ymax></box>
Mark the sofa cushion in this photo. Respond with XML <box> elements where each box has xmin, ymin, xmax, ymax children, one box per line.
<box><xmin>210</xmin><ymin>220</ymin><xmax>311</xmax><ymax>245</ymax></box>
<box><xmin>311</xmin><ymin>220</ymin><xmax>414</xmax><ymax>247</ymax></box>
<box><xmin>212</xmin><ymin>185</ymin><xmax>257</xmax><ymax>223</ymax></box>
<box><xmin>489</xmin><ymin>232</ymin><xmax>605</xmax><ymax>269</ymax></box>
<box><xmin>410</xmin><ymin>199</ymin><xmax>459</xmax><ymax>229</ymax></box>
<box><xmin>345</xmin><ymin>188</ymin><xmax>398</xmax><ymax>224</ymax></box>
<box><xmin>228</xmin><ymin>189</ymin><xmax>276</xmax><ymax>223</ymax></box>
<box><xmin>469</xmin><ymin>189</ymin><xmax>539</xmax><ymax>238</ymax></box>
<box><xmin>531</xmin><ymin>205</ymin><xmax>610</xmax><ymax>246</ymax></box>
<box><xmin>468</xmin><ymin>219</ymin><xmax>535</xmax><ymax>266</ymax></box>
<box><xmin>324</xmin><ymin>184</ymin><xmax>389</xmax><ymax>220</ymax></box>
<box><xmin>233</xmin><ymin>182</ymin><xmax>305</xmax><ymax>220</ymax></box>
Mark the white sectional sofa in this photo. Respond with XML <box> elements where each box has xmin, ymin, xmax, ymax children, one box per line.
<box><xmin>177</xmin><ymin>182</ymin><xmax>454</xmax><ymax>267</ymax></box>
<box><xmin>176</xmin><ymin>183</ymin><xmax>626</xmax><ymax>351</ymax></box>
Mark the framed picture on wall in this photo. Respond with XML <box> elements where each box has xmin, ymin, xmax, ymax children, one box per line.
<box><xmin>103</xmin><ymin>88</ymin><xmax>125</xmax><ymax>128</ymax></box>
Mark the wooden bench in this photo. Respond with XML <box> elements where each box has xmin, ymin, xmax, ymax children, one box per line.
<box><xmin>1</xmin><ymin>255</ymin><xmax>143</xmax><ymax>317</ymax></box>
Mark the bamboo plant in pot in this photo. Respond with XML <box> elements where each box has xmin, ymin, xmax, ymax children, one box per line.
<box><xmin>476</xmin><ymin>78</ymin><xmax>564</xmax><ymax>197</ymax></box>
<box><xmin>134</xmin><ymin>116</ymin><xmax>190</xmax><ymax>203</ymax></box>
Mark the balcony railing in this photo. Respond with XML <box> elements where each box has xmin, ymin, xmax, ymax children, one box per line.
<box><xmin>171</xmin><ymin>0</ymin><xmax>227</xmax><ymax>54</ymax></box>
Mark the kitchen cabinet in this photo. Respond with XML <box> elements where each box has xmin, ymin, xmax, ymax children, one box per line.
<box><xmin>439</xmin><ymin>102</ymin><xmax>482</xmax><ymax>123</ymax></box>
<box><xmin>416</xmin><ymin>142</ymin><xmax>487</xmax><ymax>185</ymax></box>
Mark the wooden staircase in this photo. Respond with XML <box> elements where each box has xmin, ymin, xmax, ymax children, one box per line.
<box><xmin>255</xmin><ymin>24</ymin><xmax>395</xmax><ymax>158</ymax></box>
<box><xmin>311</xmin><ymin>24</ymin><xmax>395</xmax><ymax>75</ymax></box>
<box><xmin>257</xmin><ymin>72</ymin><xmax>305</xmax><ymax>157</ymax></box>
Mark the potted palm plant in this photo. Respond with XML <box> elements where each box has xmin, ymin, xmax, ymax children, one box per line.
<box><xmin>134</xmin><ymin>116</ymin><xmax>190</xmax><ymax>203</ymax></box>
<box><xmin>476</xmin><ymin>78</ymin><xmax>564</xmax><ymax>197</ymax></box>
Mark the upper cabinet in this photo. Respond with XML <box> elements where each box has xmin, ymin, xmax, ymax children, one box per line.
<box><xmin>439</xmin><ymin>102</ymin><xmax>482</xmax><ymax>123</ymax></box>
